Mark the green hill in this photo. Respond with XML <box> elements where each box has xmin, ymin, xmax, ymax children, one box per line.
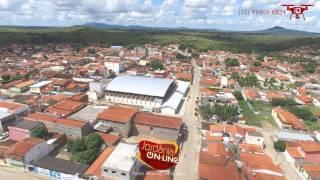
<box><xmin>0</xmin><ymin>26</ymin><xmax>319</xmax><ymax>53</ymax></box>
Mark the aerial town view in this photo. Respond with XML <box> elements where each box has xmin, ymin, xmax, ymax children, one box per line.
<box><xmin>0</xmin><ymin>0</ymin><xmax>319</xmax><ymax>180</ymax></box>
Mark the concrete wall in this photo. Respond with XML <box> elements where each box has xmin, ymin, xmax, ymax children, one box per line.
<box><xmin>98</xmin><ymin>120</ymin><xmax>131</xmax><ymax>137</ymax></box>
<box><xmin>8</xmin><ymin>127</ymin><xmax>31</xmax><ymax>142</ymax></box>
<box><xmin>133</xmin><ymin>124</ymin><xmax>180</xmax><ymax>141</ymax></box>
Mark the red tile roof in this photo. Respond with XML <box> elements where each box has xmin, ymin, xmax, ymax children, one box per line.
<box><xmin>273</xmin><ymin>107</ymin><xmax>307</xmax><ymax>130</ymax></box>
<box><xmin>25</xmin><ymin>113</ymin><xmax>87</xmax><ymax>128</ymax></box>
<box><xmin>298</xmin><ymin>141</ymin><xmax>320</xmax><ymax>153</ymax></box>
<box><xmin>98</xmin><ymin>133</ymin><xmax>121</xmax><ymax>146</ymax></box>
<box><xmin>296</xmin><ymin>95</ymin><xmax>313</xmax><ymax>104</ymax></box>
<box><xmin>84</xmin><ymin>147</ymin><xmax>114</xmax><ymax>177</ymax></box>
<box><xmin>5</xmin><ymin>137</ymin><xmax>44</xmax><ymax>160</ymax></box>
<box><xmin>210</xmin><ymin>124</ymin><xmax>246</xmax><ymax>137</ymax></box>
<box><xmin>199</xmin><ymin>151</ymin><xmax>241</xmax><ymax>180</ymax></box>
<box><xmin>207</xmin><ymin>143</ymin><xmax>228</xmax><ymax>158</ymax></box>
<box><xmin>134</xmin><ymin>112</ymin><xmax>182</xmax><ymax>130</ymax></box>
<box><xmin>97</xmin><ymin>105</ymin><xmax>137</xmax><ymax>123</ymax></box>
<box><xmin>240</xmin><ymin>153</ymin><xmax>283</xmax><ymax>174</ymax></box>
<box><xmin>0</xmin><ymin>100</ymin><xmax>28</xmax><ymax>111</ymax></box>
<box><xmin>239</xmin><ymin>143</ymin><xmax>264</xmax><ymax>154</ymax></box>
<box><xmin>47</xmin><ymin>99</ymin><xmax>86</xmax><ymax>116</ymax></box>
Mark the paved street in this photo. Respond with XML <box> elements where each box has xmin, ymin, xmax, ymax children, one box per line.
<box><xmin>0</xmin><ymin>166</ymin><xmax>47</xmax><ymax>180</ymax></box>
<box><xmin>174</xmin><ymin>59</ymin><xmax>201</xmax><ymax>180</ymax></box>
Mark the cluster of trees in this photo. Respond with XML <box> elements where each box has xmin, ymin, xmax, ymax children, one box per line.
<box><xmin>199</xmin><ymin>104</ymin><xmax>239</xmax><ymax>122</ymax></box>
<box><xmin>231</xmin><ymin>72</ymin><xmax>240</xmax><ymax>80</ymax></box>
<box><xmin>225</xmin><ymin>58</ymin><xmax>240</xmax><ymax>68</ymax></box>
<box><xmin>271</xmin><ymin>98</ymin><xmax>296</xmax><ymax>107</ymax></box>
<box><xmin>253</xmin><ymin>61</ymin><xmax>262</xmax><ymax>67</ymax></box>
<box><xmin>233</xmin><ymin>91</ymin><xmax>244</xmax><ymax>101</ymax></box>
<box><xmin>288</xmin><ymin>107</ymin><xmax>317</xmax><ymax>122</ymax></box>
<box><xmin>176</xmin><ymin>53</ymin><xmax>187</xmax><ymax>60</ymax></box>
<box><xmin>271</xmin><ymin>98</ymin><xmax>317</xmax><ymax>122</ymax></box>
<box><xmin>263</xmin><ymin>78</ymin><xmax>278</xmax><ymax>88</ymax></box>
<box><xmin>67</xmin><ymin>133</ymin><xmax>103</xmax><ymax>164</ymax></box>
<box><xmin>238</xmin><ymin>74</ymin><xmax>259</xmax><ymax>87</ymax></box>
<box><xmin>303</xmin><ymin>61</ymin><xmax>318</xmax><ymax>74</ymax></box>
<box><xmin>148</xmin><ymin>60</ymin><xmax>164</xmax><ymax>70</ymax></box>
<box><xmin>31</xmin><ymin>127</ymin><xmax>52</xmax><ymax>140</ymax></box>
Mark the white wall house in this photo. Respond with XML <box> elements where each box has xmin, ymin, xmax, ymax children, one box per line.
<box><xmin>104</xmin><ymin>61</ymin><xmax>124</xmax><ymax>75</ymax></box>
<box><xmin>244</xmin><ymin>131</ymin><xmax>264</xmax><ymax>146</ymax></box>
<box><xmin>101</xmin><ymin>143</ymin><xmax>138</xmax><ymax>180</ymax></box>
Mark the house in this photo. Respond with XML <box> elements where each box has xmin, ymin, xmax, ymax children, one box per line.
<box><xmin>240</xmin><ymin>153</ymin><xmax>285</xmax><ymax>180</ymax></box>
<box><xmin>209</xmin><ymin>124</ymin><xmax>246</xmax><ymax>142</ymax></box>
<box><xmin>298</xmin><ymin>141</ymin><xmax>320</xmax><ymax>164</ymax></box>
<box><xmin>238</xmin><ymin>143</ymin><xmax>264</xmax><ymax>154</ymax></box>
<box><xmin>272</xmin><ymin>107</ymin><xmax>307</xmax><ymax>131</ymax></box>
<box><xmin>207</xmin><ymin>143</ymin><xmax>228</xmax><ymax>159</ymax></box>
<box><xmin>9</xmin><ymin>80</ymin><xmax>36</xmax><ymax>95</ymax></box>
<box><xmin>244</xmin><ymin>131</ymin><xmax>264</xmax><ymax>146</ymax></box>
<box><xmin>5</xmin><ymin>137</ymin><xmax>51</xmax><ymax>168</ymax></box>
<box><xmin>101</xmin><ymin>143</ymin><xmax>138</xmax><ymax>180</ymax></box>
<box><xmin>283</xmin><ymin>145</ymin><xmax>305</xmax><ymax>166</ymax></box>
<box><xmin>242</xmin><ymin>89</ymin><xmax>261</xmax><ymax>101</ymax></box>
<box><xmin>8</xmin><ymin>120</ymin><xmax>45</xmax><ymax>142</ymax></box>
<box><xmin>84</xmin><ymin>147</ymin><xmax>114</xmax><ymax>179</ymax></box>
<box><xmin>96</xmin><ymin>106</ymin><xmax>138</xmax><ymax>137</ymax></box>
<box><xmin>104</xmin><ymin>60</ymin><xmax>125</xmax><ymax>75</ymax></box>
<box><xmin>276</xmin><ymin>131</ymin><xmax>314</xmax><ymax>142</ymax></box>
<box><xmin>133</xmin><ymin>112</ymin><xmax>182</xmax><ymax>141</ymax></box>
<box><xmin>46</xmin><ymin>99</ymin><xmax>87</xmax><ymax>118</ymax></box>
<box><xmin>295</xmin><ymin>95</ymin><xmax>313</xmax><ymax>105</ymax></box>
<box><xmin>0</xmin><ymin>140</ymin><xmax>16</xmax><ymax>166</ymax></box>
<box><xmin>0</xmin><ymin>100</ymin><xmax>29</xmax><ymax>133</ymax></box>
<box><xmin>29</xmin><ymin>81</ymin><xmax>52</xmax><ymax>94</ymax></box>
<box><xmin>199</xmin><ymin>151</ymin><xmax>242</xmax><ymax>180</ymax></box>
<box><xmin>25</xmin><ymin>113</ymin><xmax>91</xmax><ymax>138</ymax></box>
<box><xmin>31</xmin><ymin>156</ymin><xmax>88</xmax><ymax>179</ymax></box>
<box><xmin>99</xmin><ymin>133</ymin><xmax>121</xmax><ymax>146</ymax></box>
<box><xmin>300</xmin><ymin>164</ymin><xmax>320</xmax><ymax>180</ymax></box>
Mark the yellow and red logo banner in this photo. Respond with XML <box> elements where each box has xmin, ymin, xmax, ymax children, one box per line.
<box><xmin>138</xmin><ymin>140</ymin><xmax>179</xmax><ymax>170</ymax></box>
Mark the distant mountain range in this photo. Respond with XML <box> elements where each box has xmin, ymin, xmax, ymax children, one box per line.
<box><xmin>83</xmin><ymin>23</ymin><xmax>318</xmax><ymax>35</ymax></box>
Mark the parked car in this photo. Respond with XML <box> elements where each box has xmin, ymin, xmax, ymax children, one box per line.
<box><xmin>0</xmin><ymin>132</ymin><xmax>9</xmax><ymax>140</ymax></box>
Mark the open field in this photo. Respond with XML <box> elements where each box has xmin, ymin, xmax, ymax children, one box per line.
<box><xmin>239</xmin><ymin>100</ymin><xmax>276</xmax><ymax>128</ymax></box>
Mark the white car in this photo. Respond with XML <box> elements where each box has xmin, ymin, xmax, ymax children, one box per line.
<box><xmin>0</xmin><ymin>132</ymin><xmax>9</xmax><ymax>140</ymax></box>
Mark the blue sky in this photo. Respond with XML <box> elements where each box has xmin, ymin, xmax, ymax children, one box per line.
<box><xmin>0</xmin><ymin>0</ymin><xmax>319</xmax><ymax>32</ymax></box>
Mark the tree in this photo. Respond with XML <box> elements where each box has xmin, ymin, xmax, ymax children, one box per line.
<box><xmin>225</xmin><ymin>58</ymin><xmax>240</xmax><ymax>68</ymax></box>
<box><xmin>149</xmin><ymin>60</ymin><xmax>164</xmax><ymax>70</ymax></box>
<box><xmin>67</xmin><ymin>133</ymin><xmax>103</xmax><ymax>164</ymax></box>
<box><xmin>271</xmin><ymin>98</ymin><xmax>296</xmax><ymax>107</ymax></box>
<box><xmin>87</xmin><ymin>48</ymin><xmax>96</xmax><ymax>54</ymax></box>
<box><xmin>70</xmin><ymin>139</ymin><xmax>86</xmax><ymax>154</ymax></box>
<box><xmin>288</xmin><ymin>107</ymin><xmax>316</xmax><ymax>121</ymax></box>
<box><xmin>199</xmin><ymin>104</ymin><xmax>213</xmax><ymax>121</ymax></box>
<box><xmin>213</xmin><ymin>104</ymin><xmax>239</xmax><ymax>122</ymax></box>
<box><xmin>176</xmin><ymin>53</ymin><xmax>187</xmax><ymax>60</ymax></box>
<box><xmin>86</xmin><ymin>133</ymin><xmax>103</xmax><ymax>150</ymax></box>
<box><xmin>72</xmin><ymin>149</ymin><xmax>99</xmax><ymax>164</ymax></box>
<box><xmin>231</xmin><ymin>72</ymin><xmax>240</xmax><ymax>80</ymax></box>
<box><xmin>274</xmin><ymin>140</ymin><xmax>286</xmax><ymax>152</ymax></box>
<box><xmin>233</xmin><ymin>91</ymin><xmax>243</xmax><ymax>101</ymax></box>
<box><xmin>253</xmin><ymin>61</ymin><xmax>261</xmax><ymax>67</ymax></box>
<box><xmin>303</xmin><ymin>61</ymin><xmax>318</xmax><ymax>74</ymax></box>
<box><xmin>31</xmin><ymin>127</ymin><xmax>51</xmax><ymax>139</ymax></box>
<box><xmin>1</xmin><ymin>75</ymin><xmax>11</xmax><ymax>82</ymax></box>
<box><xmin>238</xmin><ymin>74</ymin><xmax>259</xmax><ymax>87</ymax></box>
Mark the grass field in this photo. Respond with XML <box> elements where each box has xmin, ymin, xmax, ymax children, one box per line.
<box><xmin>239</xmin><ymin>100</ymin><xmax>276</xmax><ymax>127</ymax></box>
